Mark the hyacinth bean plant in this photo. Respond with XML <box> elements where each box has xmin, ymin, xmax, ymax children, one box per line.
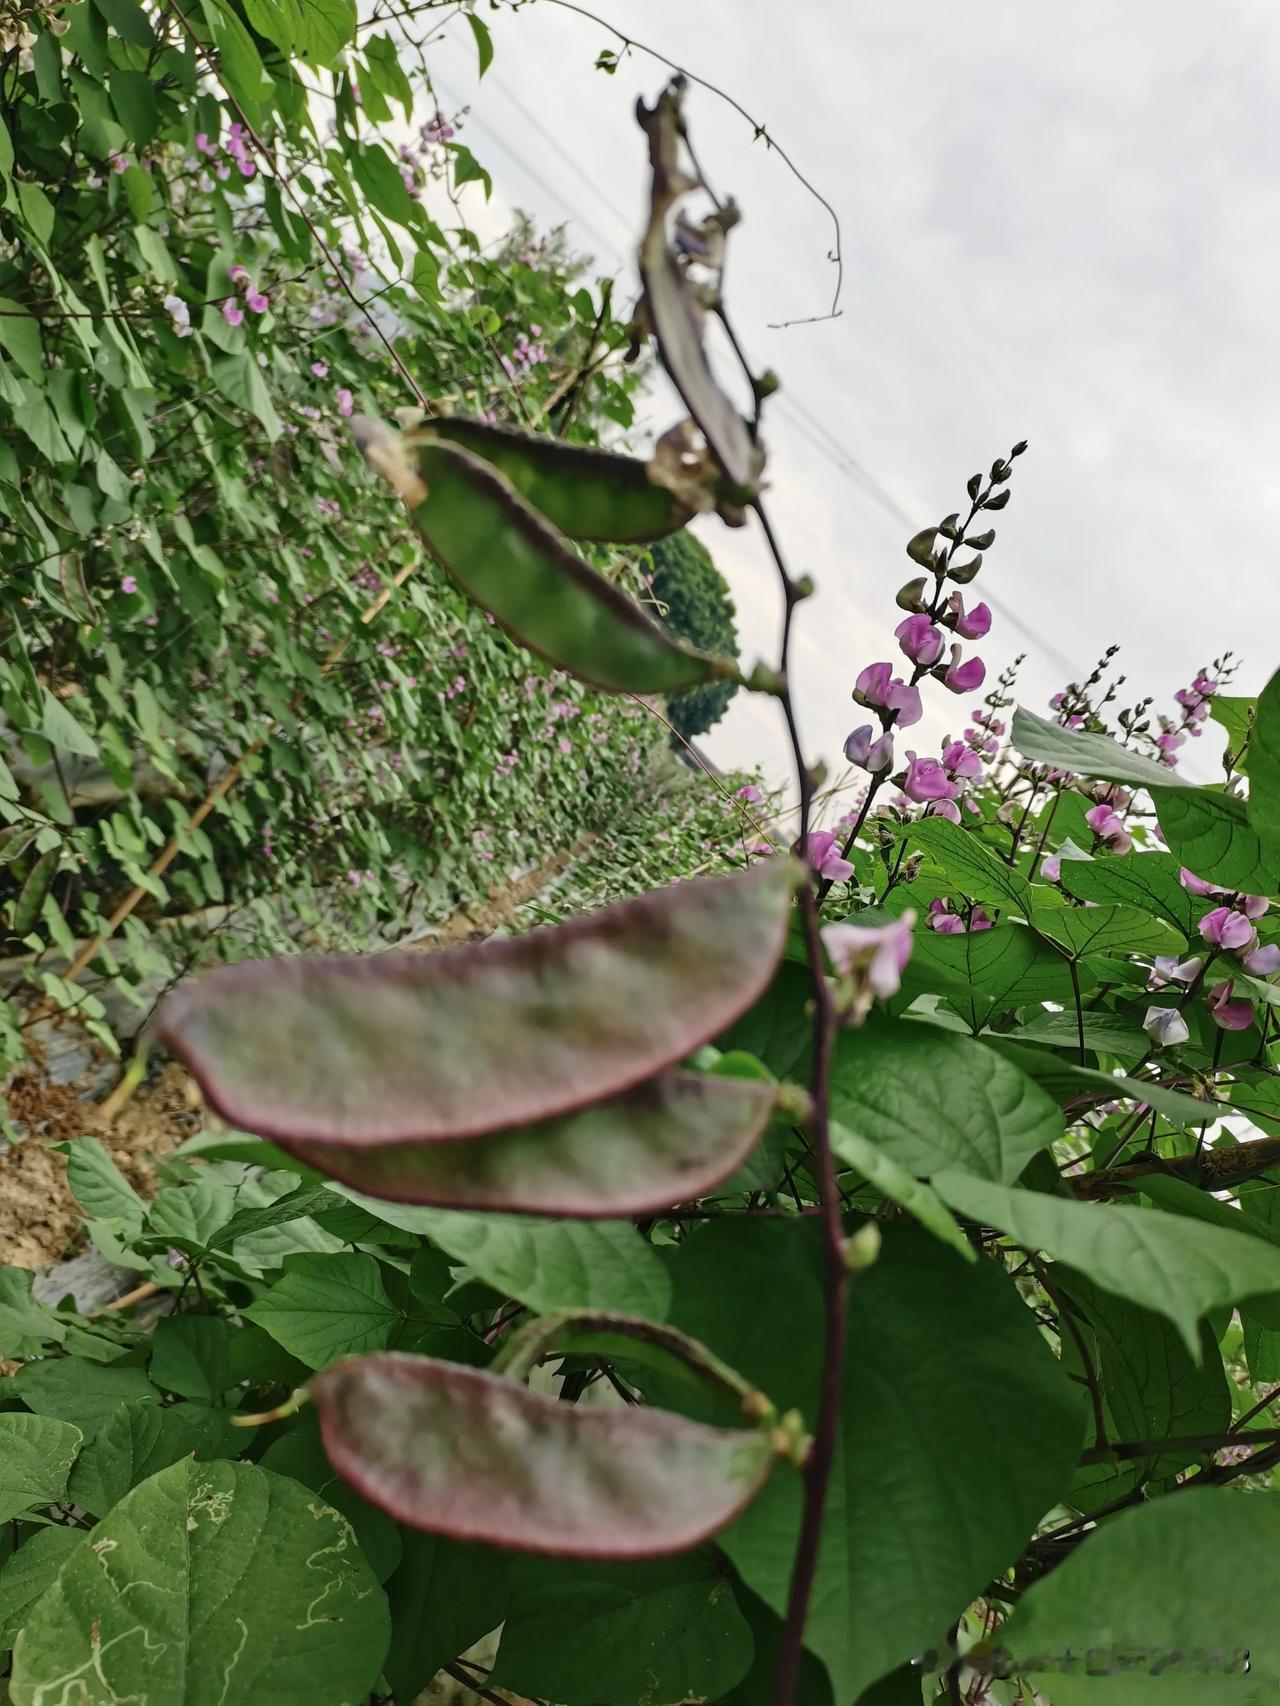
<box><xmin>6</xmin><ymin>13</ymin><xmax>1280</xmax><ymax>1706</ymax></box>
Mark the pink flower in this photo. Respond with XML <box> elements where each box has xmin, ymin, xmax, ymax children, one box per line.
<box><xmin>895</xmin><ymin>614</ymin><xmax>944</xmax><ymax>667</ymax></box>
<box><xmin>1244</xmin><ymin>944</ymin><xmax>1280</xmax><ymax>976</ymax></box>
<box><xmin>1179</xmin><ymin>867</ymin><xmax>1226</xmax><ymax>897</ymax></box>
<box><xmin>803</xmin><ymin>831</ymin><xmax>854</xmax><ymax>884</ymax></box>
<box><xmin>246</xmin><ymin>289</ymin><xmax>268</xmax><ymax>314</ymax></box>
<box><xmin>310</xmin><ymin>360</ymin><xmax>329</xmax><ymax>378</ymax></box>
<box><xmin>925</xmin><ymin>799</ymin><xmax>962</xmax><ymax>824</ymax></box>
<box><xmin>120</xmin><ymin>574</ymin><xmax>138</xmax><ymax>595</ymax></box>
<box><xmin>1207</xmin><ymin>979</ymin><xmax>1254</xmax><ymax>1030</ymax></box>
<box><xmin>855</xmin><ymin>661</ymin><xmax>894</xmax><ymax>703</ymax></box>
<box><xmin>902</xmin><ymin>752</ymin><xmax>957</xmax><ymax>804</ymax></box>
<box><xmin>1049</xmin><ymin>692</ymin><xmax>1067</xmax><ymax>711</ymax></box>
<box><xmin>736</xmin><ymin>784</ymin><xmax>763</xmax><ymax>803</ymax></box>
<box><xmin>942</xmin><ymin>650</ymin><xmax>986</xmax><ymax>694</ymax></box>
<box><xmin>1143</xmin><ymin>1006</ymin><xmax>1190</xmax><ymax>1048</ymax></box>
<box><xmin>853</xmin><ymin>663</ymin><xmax>922</xmax><ymax>728</ymax></box>
<box><xmin>844</xmin><ymin>725</ymin><xmax>895</xmax><ymax>772</ymax></box>
<box><xmin>1150</xmin><ymin>954</ymin><xmax>1203</xmax><ymax>988</ymax></box>
<box><xmin>821</xmin><ymin>910</ymin><xmax>916</xmax><ymax>1001</ymax></box>
<box><xmin>885</xmin><ymin>680</ymin><xmax>923</xmax><ymax>727</ymax></box>
<box><xmin>1192</xmin><ymin>671</ymin><xmax>1218</xmax><ymax>697</ymax></box>
<box><xmin>941</xmin><ymin>740</ymin><xmax>983</xmax><ymax>782</ymax></box>
<box><xmin>1199</xmin><ymin>906</ymin><xmax>1258</xmax><ymax>953</ymax></box>
<box><xmin>336</xmin><ymin>387</ymin><xmax>354</xmax><ymax>418</ymax></box>
<box><xmin>228</xmin><ymin>264</ymin><xmax>250</xmax><ymax>285</ymax></box>
<box><xmin>1085</xmin><ymin>804</ymin><xmax>1123</xmax><ymax>838</ymax></box>
<box><xmin>929</xmin><ymin>899</ymin><xmax>965</xmax><ymax>934</ymax></box>
<box><xmin>1040</xmin><ymin>856</ymin><xmax>1061</xmax><ymax>883</ymax></box>
<box><xmin>946</xmin><ymin>592</ymin><xmax>992</xmax><ymax>640</ymax></box>
<box><xmin>221</xmin><ymin>298</ymin><xmax>244</xmax><ymax>327</ymax></box>
<box><xmin>1239</xmin><ymin>894</ymin><xmax>1270</xmax><ymax>920</ymax></box>
<box><xmin>195</xmin><ymin>131</ymin><xmax>214</xmax><ymax>155</ymax></box>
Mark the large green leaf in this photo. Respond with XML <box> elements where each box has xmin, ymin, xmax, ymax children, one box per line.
<box><xmin>0</xmin><ymin>1269</ymin><xmax>63</xmax><ymax>1359</ymax></box>
<box><xmin>654</xmin><ymin>1221</ymin><xmax>1083</xmax><ymax>1702</ymax></box>
<box><xmin>1249</xmin><ymin>665</ymin><xmax>1280</xmax><ymax>858</ymax></box>
<box><xmin>243</xmin><ymin>0</ymin><xmax>354</xmax><ymax>63</ymax></box>
<box><xmin>13</xmin><ymin>1360</ymin><xmax>159</xmax><ymax>1437</ymax></box>
<box><xmin>10</xmin><ymin>1460</ymin><xmax>390</xmax><ymax>1705</ymax></box>
<box><xmin>491</xmin><ymin>1553</ymin><xmax>754</xmax><ymax>1706</ymax></box>
<box><xmin>902</xmin><ymin>921</ymin><xmax>1084</xmax><ymax>1029</ymax></box>
<box><xmin>829</xmin><ymin>1016</ymin><xmax>1062</xmax><ymax>1184</ymax></box>
<box><xmin>413</xmin><ymin>1211</ymin><xmax>671</xmax><ymax>1319</ymax></box>
<box><xmin>1057</xmin><ymin>851</ymin><xmax>1199</xmax><ymax>935</ymax></box>
<box><xmin>0</xmin><ymin>1414</ymin><xmax>82</xmax><ymax>1523</ymax></box>
<box><xmin>994</xmin><ymin>1492</ymin><xmax>1276</xmax><ymax>1701</ymax></box>
<box><xmin>1011</xmin><ymin>706</ymin><xmax>1191</xmax><ymax>790</ymax></box>
<box><xmin>259</xmin><ymin>1413</ymin><xmax>401</xmax><ymax>1583</ymax></box>
<box><xmin>1151</xmin><ymin>783</ymin><xmax>1278</xmax><ymax>894</ymax></box>
<box><xmin>382</xmin><ymin>1533</ymin><xmax>509</xmax><ymax>1703</ymax></box>
<box><xmin>313</xmin><ymin>1353</ymin><xmax>780</xmax><ymax>1557</ymax></box>
<box><xmin>244</xmin><ymin>1251</ymin><xmax>400</xmax><ymax>1368</ymax></box>
<box><xmin>829</xmin><ymin>1118</ymin><xmax>974</xmax><ymax>1260</ymax></box>
<box><xmin>0</xmin><ymin>1529</ymin><xmax>84</xmax><ymax>1654</ymax></box>
<box><xmin>55</xmin><ymin>1136</ymin><xmax>145</xmax><ymax>1234</ymax></box>
<box><xmin>1033</xmin><ymin>903</ymin><xmax>1183</xmax><ymax>959</ymax></box>
<box><xmin>157</xmin><ymin>858</ymin><xmax>796</xmax><ymax>1147</ymax></box>
<box><xmin>936</xmin><ymin>1172</ymin><xmax>1280</xmax><ymax>1354</ymax></box>
<box><xmin>899</xmin><ymin>815</ymin><xmax>1033</xmax><ymax>915</ymax></box>
<box><xmin>67</xmin><ymin>1399</ymin><xmax>228</xmax><ymax>1519</ymax></box>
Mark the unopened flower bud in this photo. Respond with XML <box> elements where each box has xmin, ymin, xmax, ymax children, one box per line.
<box><xmin>895</xmin><ymin>576</ymin><xmax>929</xmax><ymax>612</ymax></box>
<box><xmin>843</xmin><ymin>1222</ymin><xmax>882</xmax><ymax>1271</ymax></box>
<box><xmin>947</xmin><ymin>554</ymin><xmax>984</xmax><ymax>585</ymax></box>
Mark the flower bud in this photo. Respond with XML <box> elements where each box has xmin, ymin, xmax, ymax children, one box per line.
<box><xmin>895</xmin><ymin>576</ymin><xmax>929</xmax><ymax>612</ymax></box>
<box><xmin>947</xmin><ymin>554</ymin><xmax>983</xmax><ymax>585</ymax></box>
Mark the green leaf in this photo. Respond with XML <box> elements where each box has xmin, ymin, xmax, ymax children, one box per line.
<box><xmin>987</xmin><ymin>1039</ymin><xmax>1220</xmax><ymax>1129</ymax></box>
<box><xmin>37</xmin><ymin>687</ymin><xmax>97</xmax><ymax>759</ymax></box>
<box><xmin>209</xmin><ymin>1181</ymin><xmax>341</xmax><ymax>1248</ymax></box>
<box><xmin>54</xmin><ymin>1136</ymin><xmax>145</xmax><ymax>1234</ymax></box>
<box><xmin>10</xmin><ymin>847</ymin><xmax>58</xmax><ymax>938</ymax></box>
<box><xmin>15</xmin><ymin>183</ymin><xmax>54</xmax><ymax>247</ymax></box>
<box><xmin>1011</xmin><ymin>706</ymin><xmax>1192</xmax><ymax>791</ymax></box>
<box><xmin>108</xmin><ymin>66</ymin><xmax>159</xmax><ymax>148</ymax></box>
<box><xmin>465</xmin><ymin>9</ymin><xmax>494</xmax><ymax>75</ymax></box>
<box><xmin>9</xmin><ymin>1460</ymin><xmax>390</xmax><ymax>1705</ymax></box>
<box><xmin>13</xmin><ymin>1360</ymin><xmax>159</xmax><ymax>1437</ymax></box>
<box><xmin>1033</xmin><ymin>902</ymin><xmax>1183</xmax><ymax>959</ymax></box>
<box><xmin>1002</xmin><ymin>1007</ymin><xmax>1147</xmax><ymax>1064</ymax></box>
<box><xmin>829</xmin><ymin>1016</ymin><xmax>1062</xmax><ymax>1184</ymax></box>
<box><xmin>0</xmin><ymin>1270</ymin><xmax>63</xmax><ymax>1359</ymax></box>
<box><xmin>350</xmin><ymin>140</ymin><xmax>421</xmax><ymax>228</ymax></box>
<box><xmin>491</xmin><ymin>1554</ymin><xmax>753</xmax><ymax>1706</ymax></box>
<box><xmin>210</xmin><ymin>352</ymin><xmax>282</xmax><ymax>440</ymax></box>
<box><xmin>382</xmin><ymin>1533</ymin><xmax>510</xmax><ymax>1703</ymax></box>
<box><xmin>0</xmin><ymin>1414</ymin><xmax>82</xmax><ymax>1522</ymax></box>
<box><xmin>0</xmin><ymin>300</ymin><xmax>44</xmax><ymax>383</ymax></box>
<box><xmin>829</xmin><ymin>1120</ymin><xmax>975</xmax><ymax>1260</ymax></box>
<box><xmin>414</xmin><ymin>1211</ymin><xmax>671</xmax><ymax>1319</ymax></box>
<box><xmin>149</xmin><ymin>1315</ymin><xmax>233</xmax><ymax>1401</ymax></box>
<box><xmin>243</xmin><ymin>0</ymin><xmax>354</xmax><ymax>62</ymax></box>
<box><xmin>1057</xmin><ymin>851</ymin><xmax>1199</xmax><ymax>935</ymax></box>
<box><xmin>899</xmin><ymin>815</ymin><xmax>1033</xmax><ymax>915</ymax></box>
<box><xmin>245</xmin><ymin>1251</ymin><xmax>400</xmax><ymax>1368</ymax></box>
<box><xmin>372</xmin><ymin>429</ymin><xmax>736</xmax><ymax>694</ymax></box>
<box><xmin>259</xmin><ymin>1412</ymin><xmax>401</xmax><ymax>1583</ymax></box>
<box><xmin>1150</xmin><ymin>783</ymin><xmax>1277</xmax><ymax>894</ymax></box>
<box><xmin>0</xmin><ymin>1529</ymin><xmax>84</xmax><ymax>1654</ymax></box>
<box><xmin>67</xmin><ymin>1399</ymin><xmax>225</xmax><ymax>1518</ymax></box>
<box><xmin>995</xmin><ymin>1492</ymin><xmax>1273</xmax><ymax>1702</ymax></box>
<box><xmin>1249</xmin><ymin>665</ymin><xmax>1280</xmax><ymax>857</ymax></box>
<box><xmin>666</xmin><ymin>1223</ymin><xmax>1083</xmax><ymax>1704</ymax></box>
<box><xmin>935</xmin><ymin>1172</ymin><xmax>1280</xmax><ymax>1354</ymax></box>
<box><xmin>902</xmin><ymin>921</ymin><xmax>1083</xmax><ymax>1029</ymax></box>
<box><xmin>202</xmin><ymin>0</ymin><xmax>274</xmax><ymax>111</ymax></box>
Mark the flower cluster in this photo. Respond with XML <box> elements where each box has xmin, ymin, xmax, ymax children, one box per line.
<box><xmin>1153</xmin><ymin>664</ymin><xmax>1222</xmax><ymax>768</ymax></box>
<box><xmin>195</xmin><ymin>121</ymin><xmax>256</xmax><ymax>182</ymax></box>
<box><xmin>1144</xmin><ymin>868</ymin><xmax>1280</xmax><ymax>1040</ymax></box>
<box><xmin>1083</xmin><ymin>785</ymin><xmax>1133</xmax><ymax>855</ymax></box>
<box><xmin>500</xmin><ymin>326</ymin><xmax>549</xmax><ymax>381</ymax></box>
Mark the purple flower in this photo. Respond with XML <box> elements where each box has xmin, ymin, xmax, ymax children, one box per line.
<box><xmin>228</xmin><ymin>264</ymin><xmax>250</xmax><ymax>285</ymax></box>
<box><xmin>942</xmin><ymin>650</ymin><xmax>986</xmax><ymax>694</ymax></box>
<box><xmin>803</xmin><ymin>831</ymin><xmax>854</xmax><ymax>884</ymax></box>
<box><xmin>1239</xmin><ymin>894</ymin><xmax>1270</xmax><ymax>920</ymax></box>
<box><xmin>941</xmin><ymin>740</ymin><xmax>983</xmax><ymax>782</ymax></box>
<box><xmin>221</xmin><ymin>298</ymin><xmax>244</xmax><ymax>327</ymax></box>
<box><xmin>246</xmin><ymin>289</ymin><xmax>269</xmax><ymax>314</ymax></box>
<box><xmin>336</xmin><ymin>386</ymin><xmax>354</xmax><ymax>418</ymax></box>
<box><xmin>853</xmin><ymin>662</ymin><xmax>922</xmax><ymax>728</ymax></box>
<box><xmin>844</xmin><ymin>725</ymin><xmax>895</xmax><ymax>772</ymax></box>
<box><xmin>1179</xmin><ymin>867</ymin><xmax>1225</xmax><ymax>897</ymax></box>
<box><xmin>310</xmin><ymin>360</ymin><xmax>329</xmax><ymax>378</ymax></box>
<box><xmin>736</xmin><ymin>784</ymin><xmax>763</xmax><ymax>803</ymax></box>
<box><xmin>946</xmin><ymin>592</ymin><xmax>992</xmax><ymax>640</ymax></box>
<box><xmin>1040</xmin><ymin>856</ymin><xmax>1061</xmax><ymax>883</ymax></box>
<box><xmin>929</xmin><ymin>899</ymin><xmax>966</xmax><ymax>934</ymax></box>
<box><xmin>895</xmin><ymin>613</ymin><xmax>944</xmax><ymax>667</ymax></box>
<box><xmin>885</xmin><ymin>680</ymin><xmax>923</xmax><ymax>727</ymax></box>
<box><xmin>1150</xmin><ymin>954</ymin><xmax>1203</xmax><ymax>988</ymax></box>
<box><xmin>821</xmin><ymin>910</ymin><xmax>916</xmax><ymax>1003</ymax></box>
<box><xmin>195</xmin><ymin>131</ymin><xmax>214</xmax><ymax>155</ymax></box>
<box><xmin>162</xmin><ymin>293</ymin><xmax>191</xmax><ymax>336</ymax></box>
<box><xmin>1049</xmin><ymin>692</ymin><xmax>1067</xmax><ymax>711</ymax></box>
<box><xmin>1143</xmin><ymin>1006</ymin><xmax>1190</xmax><ymax>1048</ymax></box>
<box><xmin>120</xmin><ymin>574</ymin><xmax>138</xmax><ymax>595</ymax></box>
<box><xmin>855</xmin><ymin>661</ymin><xmax>894</xmax><ymax>704</ymax></box>
<box><xmin>1199</xmin><ymin>906</ymin><xmax>1258</xmax><ymax>952</ymax></box>
<box><xmin>902</xmin><ymin>752</ymin><xmax>957</xmax><ymax>804</ymax></box>
<box><xmin>1192</xmin><ymin>671</ymin><xmax>1218</xmax><ymax>697</ymax></box>
<box><xmin>925</xmin><ymin>799</ymin><xmax>962</xmax><ymax>824</ymax></box>
<box><xmin>1207</xmin><ymin>979</ymin><xmax>1254</xmax><ymax>1030</ymax></box>
<box><xmin>1244</xmin><ymin>944</ymin><xmax>1280</xmax><ymax>976</ymax></box>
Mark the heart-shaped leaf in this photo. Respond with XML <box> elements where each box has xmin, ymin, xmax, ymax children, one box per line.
<box><xmin>313</xmin><ymin>1353</ymin><xmax>781</xmax><ymax>1558</ymax></box>
<box><xmin>363</xmin><ymin>422</ymin><xmax>732</xmax><ymax>693</ymax></box>
<box><xmin>415</xmin><ymin>416</ymin><xmax>693</xmax><ymax>542</ymax></box>
<box><xmin>285</xmin><ymin>1072</ymin><xmax>775</xmax><ymax>1216</ymax></box>
<box><xmin>155</xmin><ymin>858</ymin><xmax>797</xmax><ymax>1146</ymax></box>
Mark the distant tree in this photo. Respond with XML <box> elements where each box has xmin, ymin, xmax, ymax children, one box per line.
<box><xmin>648</xmin><ymin>532</ymin><xmax>741</xmax><ymax>742</ymax></box>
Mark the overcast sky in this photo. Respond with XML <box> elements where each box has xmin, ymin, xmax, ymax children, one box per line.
<box><xmin>416</xmin><ymin>0</ymin><xmax>1280</xmax><ymax>802</ymax></box>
